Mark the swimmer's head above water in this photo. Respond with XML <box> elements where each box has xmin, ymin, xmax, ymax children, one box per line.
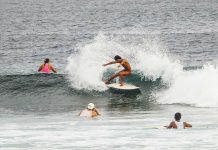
<box><xmin>44</xmin><ymin>58</ymin><xmax>50</xmax><ymax>64</ymax></box>
<box><xmin>38</xmin><ymin>58</ymin><xmax>57</xmax><ymax>73</ymax></box>
<box><xmin>87</xmin><ymin>103</ymin><xmax>95</xmax><ymax>110</ymax></box>
<box><xmin>174</xmin><ymin>112</ymin><xmax>181</xmax><ymax>121</ymax></box>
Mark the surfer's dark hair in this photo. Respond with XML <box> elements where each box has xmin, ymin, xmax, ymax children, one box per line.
<box><xmin>114</xmin><ymin>55</ymin><xmax>122</xmax><ymax>60</ymax></box>
<box><xmin>174</xmin><ymin>112</ymin><xmax>181</xmax><ymax>121</ymax></box>
<box><xmin>44</xmin><ymin>58</ymin><xmax>50</xmax><ymax>64</ymax></box>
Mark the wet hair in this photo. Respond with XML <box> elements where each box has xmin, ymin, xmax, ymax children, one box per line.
<box><xmin>114</xmin><ymin>55</ymin><xmax>122</xmax><ymax>60</ymax></box>
<box><xmin>174</xmin><ymin>112</ymin><xmax>181</xmax><ymax>121</ymax></box>
<box><xmin>44</xmin><ymin>58</ymin><xmax>50</xmax><ymax>64</ymax></box>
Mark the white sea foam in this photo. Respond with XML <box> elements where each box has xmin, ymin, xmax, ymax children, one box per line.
<box><xmin>158</xmin><ymin>65</ymin><xmax>218</xmax><ymax>107</ymax></box>
<box><xmin>66</xmin><ymin>33</ymin><xmax>122</xmax><ymax>91</ymax></box>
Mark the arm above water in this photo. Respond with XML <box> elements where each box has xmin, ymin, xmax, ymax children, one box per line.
<box><xmin>78</xmin><ymin>111</ymin><xmax>82</xmax><ymax>116</ymax></box>
<box><xmin>91</xmin><ymin>108</ymin><xmax>100</xmax><ymax>117</ymax></box>
<box><xmin>49</xmin><ymin>64</ymin><xmax>57</xmax><ymax>73</ymax></box>
<box><xmin>38</xmin><ymin>64</ymin><xmax>44</xmax><ymax>72</ymax></box>
<box><xmin>94</xmin><ymin>108</ymin><xmax>100</xmax><ymax>115</ymax></box>
<box><xmin>165</xmin><ymin>121</ymin><xmax>177</xmax><ymax>129</ymax></box>
<box><xmin>166</xmin><ymin>121</ymin><xmax>173</xmax><ymax>129</ymax></box>
<box><xmin>184</xmin><ymin>122</ymin><xmax>192</xmax><ymax>128</ymax></box>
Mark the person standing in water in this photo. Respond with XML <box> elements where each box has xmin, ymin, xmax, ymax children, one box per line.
<box><xmin>38</xmin><ymin>58</ymin><xmax>57</xmax><ymax>73</ymax></box>
<box><xmin>103</xmin><ymin>55</ymin><xmax>131</xmax><ymax>86</ymax></box>
<box><xmin>166</xmin><ymin>112</ymin><xmax>192</xmax><ymax>129</ymax></box>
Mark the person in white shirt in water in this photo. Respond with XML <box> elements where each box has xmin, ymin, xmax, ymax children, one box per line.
<box><xmin>166</xmin><ymin>112</ymin><xmax>192</xmax><ymax>129</ymax></box>
<box><xmin>79</xmin><ymin>103</ymin><xmax>100</xmax><ymax>118</ymax></box>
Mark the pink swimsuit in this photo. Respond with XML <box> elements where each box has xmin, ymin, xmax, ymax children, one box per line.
<box><xmin>40</xmin><ymin>63</ymin><xmax>50</xmax><ymax>73</ymax></box>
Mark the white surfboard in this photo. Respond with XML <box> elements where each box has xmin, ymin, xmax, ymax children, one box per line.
<box><xmin>107</xmin><ymin>83</ymin><xmax>140</xmax><ymax>90</ymax></box>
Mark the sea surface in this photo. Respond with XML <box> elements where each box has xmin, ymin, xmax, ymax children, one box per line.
<box><xmin>0</xmin><ymin>0</ymin><xmax>218</xmax><ymax>149</ymax></box>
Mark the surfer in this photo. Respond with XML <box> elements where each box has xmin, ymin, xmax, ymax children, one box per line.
<box><xmin>38</xmin><ymin>58</ymin><xmax>57</xmax><ymax>73</ymax></box>
<box><xmin>165</xmin><ymin>112</ymin><xmax>192</xmax><ymax>129</ymax></box>
<box><xmin>79</xmin><ymin>103</ymin><xmax>100</xmax><ymax>118</ymax></box>
<box><xmin>103</xmin><ymin>55</ymin><xmax>131</xmax><ymax>86</ymax></box>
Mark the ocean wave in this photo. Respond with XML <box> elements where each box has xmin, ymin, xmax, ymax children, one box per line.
<box><xmin>0</xmin><ymin>73</ymin><xmax>162</xmax><ymax>96</ymax></box>
<box><xmin>66</xmin><ymin>33</ymin><xmax>218</xmax><ymax>107</ymax></box>
<box><xmin>157</xmin><ymin>65</ymin><xmax>218</xmax><ymax>107</ymax></box>
<box><xmin>0</xmin><ymin>74</ymin><xmax>68</xmax><ymax>96</ymax></box>
<box><xmin>1</xmin><ymin>33</ymin><xmax>217</xmax><ymax>107</ymax></box>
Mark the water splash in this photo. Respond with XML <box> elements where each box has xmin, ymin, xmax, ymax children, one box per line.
<box><xmin>66</xmin><ymin>32</ymin><xmax>218</xmax><ymax>107</ymax></box>
<box><xmin>66</xmin><ymin>33</ymin><xmax>180</xmax><ymax>90</ymax></box>
<box><xmin>157</xmin><ymin>64</ymin><xmax>218</xmax><ymax>107</ymax></box>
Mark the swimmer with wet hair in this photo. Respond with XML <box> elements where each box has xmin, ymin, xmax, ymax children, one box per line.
<box><xmin>38</xmin><ymin>58</ymin><xmax>57</xmax><ymax>73</ymax></box>
<box><xmin>165</xmin><ymin>112</ymin><xmax>192</xmax><ymax>129</ymax></box>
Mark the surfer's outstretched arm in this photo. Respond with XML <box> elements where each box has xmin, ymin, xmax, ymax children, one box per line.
<box><xmin>102</xmin><ymin>61</ymin><xmax>118</xmax><ymax>66</ymax></box>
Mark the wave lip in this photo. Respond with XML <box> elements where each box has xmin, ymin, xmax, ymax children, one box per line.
<box><xmin>157</xmin><ymin>65</ymin><xmax>218</xmax><ymax>107</ymax></box>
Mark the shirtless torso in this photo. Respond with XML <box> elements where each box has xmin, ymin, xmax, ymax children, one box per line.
<box><xmin>116</xmin><ymin>59</ymin><xmax>131</xmax><ymax>76</ymax></box>
<box><xmin>103</xmin><ymin>58</ymin><xmax>132</xmax><ymax>86</ymax></box>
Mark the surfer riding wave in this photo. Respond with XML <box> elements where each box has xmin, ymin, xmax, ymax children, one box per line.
<box><xmin>103</xmin><ymin>55</ymin><xmax>131</xmax><ymax>86</ymax></box>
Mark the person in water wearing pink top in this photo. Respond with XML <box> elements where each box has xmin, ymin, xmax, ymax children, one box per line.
<box><xmin>38</xmin><ymin>58</ymin><xmax>57</xmax><ymax>73</ymax></box>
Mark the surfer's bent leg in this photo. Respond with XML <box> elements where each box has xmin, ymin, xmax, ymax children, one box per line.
<box><xmin>119</xmin><ymin>76</ymin><xmax>125</xmax><ymax>86</ymax></box>
<box><xmin>105</xmin><ymin>73</ymin><xmax>119</xmax><ymax>84</ymax></box>
<box><xmin>118</xmin><ymin>71</ymin><xmax>131</xmax><ymax>86</ymax></box>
